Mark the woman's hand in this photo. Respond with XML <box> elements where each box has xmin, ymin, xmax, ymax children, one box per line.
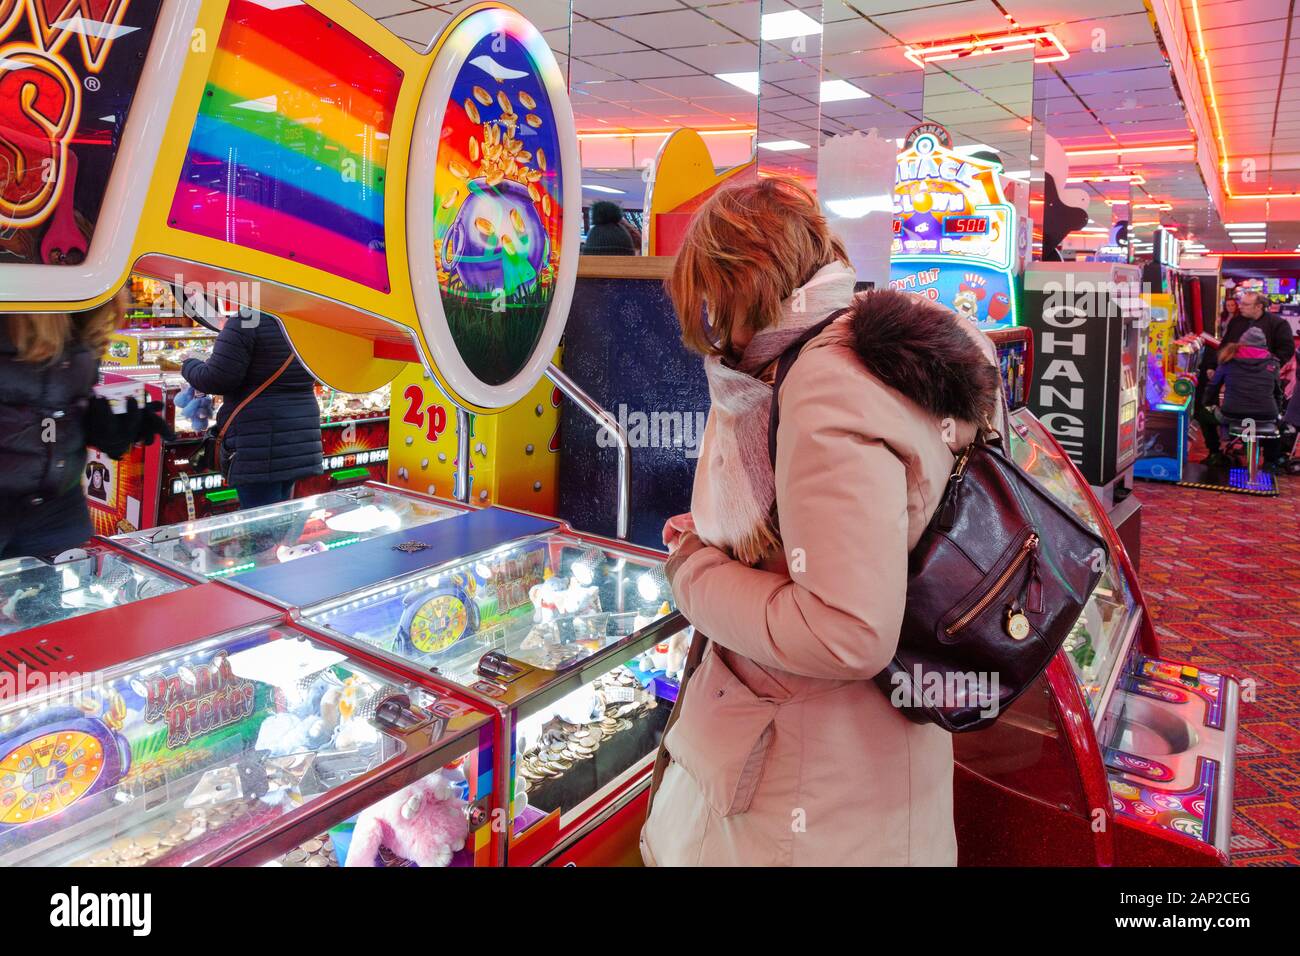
<box><xmin>664</xmin><ymin>530</ymin><xmax>707</xmax><ymax>587</ymax></box>
<box><xmin>662</xmin><ymin>512</ymin><xmax>696</xmax><ymax>552</ymax></box>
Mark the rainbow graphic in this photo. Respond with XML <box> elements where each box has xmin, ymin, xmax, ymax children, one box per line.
<box><xmin>168</xmin><ymin>0</ymin><xmax>402</xmax><ymax>290</ymax></box>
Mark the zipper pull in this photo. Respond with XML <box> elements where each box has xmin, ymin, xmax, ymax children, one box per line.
<box><xmin>1025</xmin><ymin>536</ymin><xmax>1043</xmax><ymax>614</ymax></box>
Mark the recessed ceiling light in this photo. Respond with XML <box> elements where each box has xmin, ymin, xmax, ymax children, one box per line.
<box><xmin>1232</xmin><ymin>238</ymin><xmax>1267</xmax><ymax>243</ymax></box>
<box><xmin>1228</xmin><ymin>232</ymin><xmax>1267</xmax><ymax>238</ymax></box>
<box><xmin>583</xmin><ymin>184</ymin><xmax>625</xmax><ymax>194</ymax></box>
<box><xmin>820</xmin><ymin>80</ymin><xmax>870</xmax><ymax>102</ymax></box>
<box><xmin>758</xmin><ymin>140</ymin><xmax>811</xmax><ymax>151</ymax></box>
<box><xmin>1224</xmin><ymin>222</ymin><xmax>1266</xmax><ymax>230</ymax></box>
<box><xmin>761</xmin><ymin>11</ymin><xmax>823</xmax><ymax>41</ymax></box>
<box><xmin>715</xmin><ymin>72</ymin><xmax>759</xmax><ymax>94</ymax></box>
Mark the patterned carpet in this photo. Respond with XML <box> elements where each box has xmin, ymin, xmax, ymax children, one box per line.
<box><xmin>1135</xmin><ymin>456</ymin><xmax>1300</xmax><ymax>866</ymax></box>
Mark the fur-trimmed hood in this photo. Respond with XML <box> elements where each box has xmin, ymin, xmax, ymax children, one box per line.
<box><xmin>844</xmin><ymin>288</ymin><xmax>1001</xmax><ymax>430</ymax></box>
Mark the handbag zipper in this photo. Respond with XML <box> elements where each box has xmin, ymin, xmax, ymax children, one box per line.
<box><xmin>945</xmin><ymin>533</ymin><xmax>1040</xmax><ymax>636</ymax></box>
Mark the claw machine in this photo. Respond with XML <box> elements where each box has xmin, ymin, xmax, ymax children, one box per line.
<box><xmin>112</xmin><ymin>482</ymin><xmax>467</xmax><ymax>581</ymax></box>
<box><xmin>0</xmin><ymin>573</ymin><xmax>499</xmax><ymax>868</ymax></box>
<box><xmin>215</xmin><ymin>504</ymin><xmax>689</xmax><ymax>866</ymax></box>
<box><xmin>952</xmin><ymin>408</ymin><xmax>1239</xmax><ymax>865</ymax></box>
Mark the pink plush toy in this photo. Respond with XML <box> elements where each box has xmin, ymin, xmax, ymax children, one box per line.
<box><xmin>345</xmin><ymin>771</ymin><xmax>469</xmax><ymax>868</ymax></box>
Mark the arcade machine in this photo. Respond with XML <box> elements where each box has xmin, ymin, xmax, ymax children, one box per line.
<box><xmin>643</xmin><ymin>128</ymin><xmax>754</xmax><ymax>257</ymax></box>
<box><xmin>2</xmin><ymin>0</ymin><xmax>684</xmax><ymax>868</ymax></box>
<box><xmin>0</xmin><ymin>542</ymin><xmax>185</xmax><ymax>637</ymax></box>
<box><xmin>0</xmin><ymin>573</ymin><xmax>500</xmax><ymax>868</ymax></box>
<box><xmin>1022</xmin><ymin>261</ymin><xmax>1146</xmax><ymax>564</ymax></box>
<box><xmin>890</xmin><ymin>124</ymin><xmax>1024</xmax><ymax>330</ymax></box>
<box><xmin>952</xmin><ymin>407</ymin><xmax>1240</xmax><ymax>865</ymax></box>
<box><xmin>87</xmin><ymin>367</ymin><xmax>393</xmax><ymax>534</ymax></box>
<box><xmin>205</xmin><ymin>502</ymin><xmax>690</xmax><ymax>868</ymax></box>
<box><xmin>298</xmin><ymin>384</ymin><xmax>394</xmax><ymax>499</ymax></box>
<box><xmin>1134</xmin><ymin>292</ymin><xmax>1200</xmax><ymax>484</ymax></box>
<box><xmin>989</xmin><ymin>327</ymin><xmax>1032</xmax><ymax>412</ymax></box>
<box><xmin>113</xmin><ymin>482</ymin><xmax>466</xmax><ymax>581</ymax></box>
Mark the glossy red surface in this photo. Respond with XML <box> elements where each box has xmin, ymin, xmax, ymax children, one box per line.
<box><xmin>547</xmin><ymin>783</ymin><xmax>651</xmax><ymax>867</ymax></box>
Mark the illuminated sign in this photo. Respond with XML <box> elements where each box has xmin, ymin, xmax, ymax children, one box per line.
<box><xmin>889</xmin><ymin>128</ymin><xmax>1018</xmax><ymax>329</ymax></box>
<box><xmin>1</xmin><ymin>0</ymin><xmax>162</xmax><ymax>265</ymax></box>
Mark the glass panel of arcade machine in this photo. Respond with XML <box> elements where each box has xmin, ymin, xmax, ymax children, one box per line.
<box><xmin>0</xmin><ymin>550</ymin><xmax>183</xmax><ymax>637</ymax></box>
<box><xmin>0</xmin><ymin>625</ymin><xmax>490</xmax><ymax>867</ymax></box>
<box><xmin>1006</xmin><ymin>409</ymin><xmax>1140</xmax><ymax>715</ymax></box>
<box><xmin>113</xmin><ymin>486</ymin><xmax>465</xmax><ymax>580</ymax></box>
<box><xmin>303</xmin><ymin>534</ymin><xmax>686</xmax><ymax>828</ymax></box>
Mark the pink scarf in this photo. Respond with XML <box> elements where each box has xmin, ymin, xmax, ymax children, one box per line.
<box><xmin>692</xmin><ymin>262</ymin><xmax>859</xmax><ymax>564</ymax></box>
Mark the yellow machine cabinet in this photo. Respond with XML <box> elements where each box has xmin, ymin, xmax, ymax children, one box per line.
<box><xmin>387</xmin><ymin>361</ymin><xmax>560</xmax><ymax>514</ymax></box>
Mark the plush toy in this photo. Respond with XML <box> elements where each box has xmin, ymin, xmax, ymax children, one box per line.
<box><xmin>345</xmin><ymin>771</ymin><xmax>469</xmax><ymax>868</ymax></box>
<box><xmin>528</xmin><ymin>575</ymin><xmax>600</xmax><ymax>625</ymax></box>
<box><xmin>664</xmin><ymin>629</ymin><xmax>690</xmax><ymax>681</ymax></box>
<box><xmin>529</xmin><ymin>576</ymin><xmax>567</xmax><ymax>624</ymax></box>
<box><xmin>173</xmin><ymin>385</ymin><xmax>214</xmax><ymax>432</ymax></box>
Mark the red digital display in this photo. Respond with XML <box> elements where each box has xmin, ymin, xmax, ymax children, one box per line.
<box><xmin>892</xmin><ymin>218</ymin><xmax>902</xmax><ymax>234</ymax></box>
<box><xmin>942</xmin><ymin>216</ymin><xmax>989</xmax><ymax>236</ymax></box>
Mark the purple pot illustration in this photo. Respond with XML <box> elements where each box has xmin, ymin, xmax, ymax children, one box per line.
<box><xmin>442</xmin><ymin>178</ymin><xmax>549</xmax><ymax>297</ymax></box>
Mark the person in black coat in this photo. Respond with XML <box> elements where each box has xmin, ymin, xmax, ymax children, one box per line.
<box><xmin>1218</xmin><ymin>291</ymin><xmax>1295</xmax><ymax>366</ymax></box>
<box><xmin>1</xmin><ymin>298</ymin><xmax>168</xmax><ymax>559</ymax></box>
<box><xmin>176</xmin><ymin>313</ymin><xmax>323</xmax><ymax>509</ymax></box>
<box><xmin>582</xmin><ymin>201</ymin><xmax>637</xmax><ymax>256</ymax></box>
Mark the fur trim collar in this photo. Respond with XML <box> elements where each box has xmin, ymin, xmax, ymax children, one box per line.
<box><xmin>844</xmin><ymin>289</ymin><xmax>1001</xmax><ymax>429</ymax></box>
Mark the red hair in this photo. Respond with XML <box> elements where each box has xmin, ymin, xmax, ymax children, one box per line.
<box><xmin>667</xmin><ymin>176</ymin><xmax>849</xmax><ymax>359</ymax></box>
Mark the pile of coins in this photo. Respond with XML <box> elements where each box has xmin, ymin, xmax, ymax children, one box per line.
<box><xmin>517</xmin><ymin>667</ymin><xmax>658</xmax><ymax>791</ymax></box>
<box><xmin>69</xmin><ymin>800</ymin><xmax>256</xmax><ymax>867</ymax></box>
<box><xmin>276</xmin><ymin>836</ymin><xmax>338</xmax><ymax>868</ymax></box>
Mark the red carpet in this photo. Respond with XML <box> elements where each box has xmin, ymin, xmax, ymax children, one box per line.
<box><xmin>1136</xmin><ymin>469</ymin><xmax>1300</xmax><ymax>865</ymax></box>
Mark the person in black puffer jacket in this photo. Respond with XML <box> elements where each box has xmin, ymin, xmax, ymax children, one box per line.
<box><xmin>582</xmin><ymin>201</ymin><xmax>637</xmax><ymax>256</ymax></box>
<box><xmin>1</xmin><ymin>295</ymin><xmax>169</xmax><ymax>559</ymax></box>
<box><xmin>177</xmin><ymin>313</ymin><xmax>323</xmax><ymax>509</ymax></box>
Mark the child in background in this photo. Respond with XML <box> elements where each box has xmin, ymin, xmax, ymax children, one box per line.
<box><xmin>1207</xmin><ymin>326</ymin><xmax>1283</xmax><ymax>469</ymax></box>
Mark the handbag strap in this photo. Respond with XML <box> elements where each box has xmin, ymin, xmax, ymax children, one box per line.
<box><xmin>645</xmin><ymin>630</ymin><xmax>710</xmax><ymax>819</ymax></box>
<box><xmin>767</xmin><ymin>309</ymin><xmax>850</xmax><ymax>469</ymax></box>
<box><xmin>216</xmin><ymin>353</ymin><xmax>295</xmax><ymax>443</ymax></box>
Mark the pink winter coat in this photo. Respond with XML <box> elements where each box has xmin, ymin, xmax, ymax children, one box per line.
<box><xmin>641</xmin><ymin>295</ymin><xmax>1000</xmax><ymax>867</ymax></box>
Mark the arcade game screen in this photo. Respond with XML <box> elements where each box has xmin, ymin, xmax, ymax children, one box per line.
<box><xmin>0</xmin><ymin>625</ymin><xmax>477</xmax><ymax>867</ymax></box>
<box><xmin>114</xmin><ymin>486</ymin><xmax>463</xmax><ymax>580</ymax></box>
<box><xmin>306</xmin><ymin>533</ymin><xmax>683</xmax><ymax>821</ymax></box>
<box><xmin>0</xmin><ymin>550</ymin><xmax>182</xmax><ymax>637</ymax></box>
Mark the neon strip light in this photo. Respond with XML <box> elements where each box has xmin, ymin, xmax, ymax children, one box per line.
<box><xmin>577</xmin><ymin>129</ymin><xmax>755</xmax><ymax>139</ymax></box>
<box><xmin>903</xmin><ymin>29</ymin><xmax>1069</xmax><ymax>66</ymax></box>
<box><xmin>1065</xmin><ymin>144</ymin><xmax>1194</xmax><ymax>157</ymax></box>
<box><xmin>1067</xmin><ymin>174</ymin><xmax>1146</xmax><ymax>185</ymax></box>
<box><xmin>1201</xmin><ymin>252</ymin><xmax>1299</xmax><ymax>258</ymax></box>
<box><xmin>207</xmin><ymin>561</ymin><xmax>256</xmax><ymax>578</ymax></box>
<box><xmin>1189</xmin><ymin>0</ymin><xmax>1300</xmax><ymax>200</ymax></box>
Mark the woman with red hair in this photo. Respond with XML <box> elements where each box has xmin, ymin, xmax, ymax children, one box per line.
<box><xmin>642</xmin><ymin>177</ymin><xmax>1002</xmax><ymax>866</ymax></box>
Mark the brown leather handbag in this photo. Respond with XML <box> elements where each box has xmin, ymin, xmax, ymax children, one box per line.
<box><xmin>768</xmin><ymin>314</ymin><xmax>1108</xmax><ymax>733</ymax></box>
